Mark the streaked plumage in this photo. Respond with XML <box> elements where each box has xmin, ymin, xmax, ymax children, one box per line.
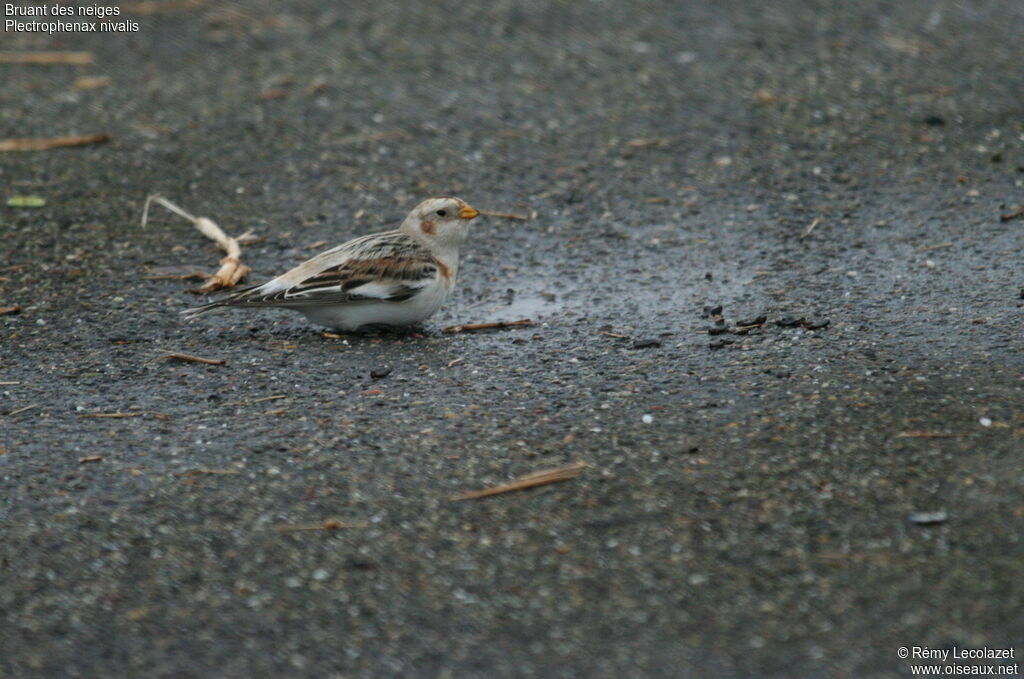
<box><xmin>182</xmin><ymin>197</ymin><xmax>479</xmax><ymax>331</ymax></box>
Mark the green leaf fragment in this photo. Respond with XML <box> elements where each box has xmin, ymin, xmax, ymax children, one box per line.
<box><xmin>6</xmin><ymin>195</ymin><xmax>46</xmax><ymax>208</ymax></box>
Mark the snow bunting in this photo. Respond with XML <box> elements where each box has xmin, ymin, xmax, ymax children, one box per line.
<box><xmin>182</xmin><ymin>196</ymin><xmax>479</xmax><ymax>331</ymax></box>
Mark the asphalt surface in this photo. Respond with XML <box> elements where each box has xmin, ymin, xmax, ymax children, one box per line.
<box><xmin>2</xmin><ymin>1</ymin><xmax>1023</xmax><ymax>677</ymax></box>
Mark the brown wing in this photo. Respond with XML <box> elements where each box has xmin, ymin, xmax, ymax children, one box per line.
<box><xmin>279</xmin><ymin>255</ymin><xmax>441</xmax><ymax>303</ymax></box>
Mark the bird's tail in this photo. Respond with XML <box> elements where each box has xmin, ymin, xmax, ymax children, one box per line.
<box><xmin>181</xmin><ymin>283</ymin><xmax>263</xmax><ymax>321</ymax></box>
<box><xmin>181</xmin><ymin>299</ymin><xmax>230</xmax><ymax>321</ymax></box>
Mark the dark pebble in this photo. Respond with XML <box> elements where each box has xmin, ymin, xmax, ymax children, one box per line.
<box><xmin>709</xmin><ymin>339</ymin><xmax>734</xmax><ymax>350</ymax></box>
<box><xmin>631</xmin><ymin>338</ymin><xmax>662</xmax><ymax>349</ymax></box>
<box><xmin>703</xmin><ymin>304</ymin><xmax>723</xmax><ymax>316</ymax></box>
<box><xmin>803</xmin><ymin>319</ymin><xmax>830</xmax><ymax>330</ymax></box>
<box><xmin>707</xmin><ymin>326</ymin><xmax>730</xmax><ymax>335</ymax></box>
<box><xmin>776</xmin><ymin>316</ymin><xmax>805</xmax><ymax>327</ymax></box>
<box><xmin>923</xmin><ymin>115</ymin><xmax>946</xmax><ymax>126</ymax></box>
<box><xmin>737</xmin><ymin>315</ymin><xmax>767</xmax><ymax>327</ymax></box>
<box><xmin>370</xmin><ymin>368</ymin><xmax>392</xmax><ymax>379</ymax></box>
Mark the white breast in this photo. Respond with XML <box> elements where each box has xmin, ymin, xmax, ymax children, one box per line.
<box><xmin>297</xmin><ymin>274</ymin><xmax>452</xmax><ymax>331</ymax></box>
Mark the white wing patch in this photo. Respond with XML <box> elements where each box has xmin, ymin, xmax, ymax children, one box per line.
<box><xmin>255</xmin><ymin>277</ymin><xmax>293</xmax><ymax>295</ymax></box>
<box><xmin>339</xmin><ymin>281</ymin><xmax>394</xmax><ymax>300</ymax></box>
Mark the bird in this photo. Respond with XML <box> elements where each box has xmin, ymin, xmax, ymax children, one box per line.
<box><xmin>182</xmin><ymin>196</ymin><xmax>480</xmax><ymax>331</ymax></box>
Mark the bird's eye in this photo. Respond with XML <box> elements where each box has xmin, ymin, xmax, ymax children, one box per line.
<box><xmin>436</xmin><ymin>209</ymin><xmax>447</xmax><ymax>217</ymax></box>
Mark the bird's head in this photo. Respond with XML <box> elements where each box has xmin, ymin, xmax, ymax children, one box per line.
<box><xmin>401</xmin><ymin>196</ymin><xmax>479</xmax><ymax>250</ymax></box>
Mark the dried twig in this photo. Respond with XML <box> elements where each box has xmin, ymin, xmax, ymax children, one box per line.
<box><xmin>799</xmin><ymin>217</ymin><xmax>821</xmax><ymax>240</ymax></box>
<box><xmin>276</xmin><ymin>518</ymin><xmax>367</xmax><ymax>532</ymax></box>
<box><xmin>81</xmin><ymin>412</ymin><xmax>144</xmax><ymax>418</ymax></box>
<box><xmin>451</xmin><ymin>461</ymin><xmax>589</xmax><ymax>501</ymax></box>
<box><xmin>625</xmin><ymin>136</ymin><xmax>676</xmax><ymax>148</ymax></box>
<box><xmin>478</xmin><ymin>209</ymin><xmax>531</xmax><ymax>221</ymax></box>
<box><xmin>999</xmin><ymin>206</ymin><xmax>1024</xmax><ymax>223</ymax></box>
<box><xmin>0</xmin><ymin>381</ymin><xmax>21</xmax><ymax>386</ymax></box>
<box><xmin>179</xmin><ymin>468</ymin><xmax>240</xmax><ymax>476</ymax></box>
<box><xmin>305</xmin><ymin>77</ymin><xmax>329</xmax><ymax>95</ymax></box>
<box><xmin>74</xmin><ymin>76</ymin><xmax>112</xmax><ymax>90</ymax></box>
<box><xmin>0</xmin><ymin>305</ymin><xmax>21</xmax><ymax>315</ymax></box>
<box><xmin>0</xmin><ymin>51</ymin><xmax>93</xmax><ymax>65</ymax></box>
<box><xmin>161</xmin><ymin>352</ymin><xmax>226</xmax><ymax>365</ymax></box>
<box><xmin>258</xmin><ymin>88</ymin><xmax>288</xmax><ymax>101</ymax></box>
<box><xmin>598</xmin><ymin>330</ymin><xmax>630</xmax><ymax>339</ymax></box>
<box><xmin>142</xmin><ymin>194</ymin><xmax>253</xmax><ymax>293</ymax></box>
<box><xmin>222</xmin><ymin>394</ymin><xmax>286</xmax><ymax>407</ymax></box>
<box><xmin>895</xmin><ymin>431</ymin><xmax>962</xmax><ymax>439</ymax></box>
<box><xmin>251</xmin><ymin>395</ymin><xmax>286</xmax><ymax>403</ymax></box>
<box><xmin>81</xmin><ymin>410</ymin><xmax>169</xmax><ymax>420</ymax></box>
<box><xmin>6</xmin><ymin>404</ymin><xmax>38</xmax><ymax>416</ymax></box>
<box><xmin>442</xmin><ymin>319</ymin><xmax>535</xmax><ymax>334</ymax></box>
<box><xmin>79</xmin><ymin>455</ymin><xmax>103</xmax><ymax>464</ymax></box>
<box><xmin>0</xmin><ymin>134</ymin><xmax>110</xmax><ymax>152</ymax></box>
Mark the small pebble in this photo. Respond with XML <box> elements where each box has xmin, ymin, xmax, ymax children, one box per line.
<box><xmin>370</xmin><ymin>368</ymin><xmax>392</xmax><ymax>379</ymax></box>
<box><xmin>979</xmin><ymin>417</ymin><xmax>992</xmax><ymax>427</ymax></box>
<box><xmin>641</xmin><ymin>414</ymin><xmax>653</xmax><ymax>424</ymax></box>
<box><xmin>908</xmin><ymin>511</ymin><xmax>948</xmax><ymax>525</ymax></box>
<box><xmin>631</xmin><ymin>338</ymin><xmax>662</xmax><ymax>349</ymax></box>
